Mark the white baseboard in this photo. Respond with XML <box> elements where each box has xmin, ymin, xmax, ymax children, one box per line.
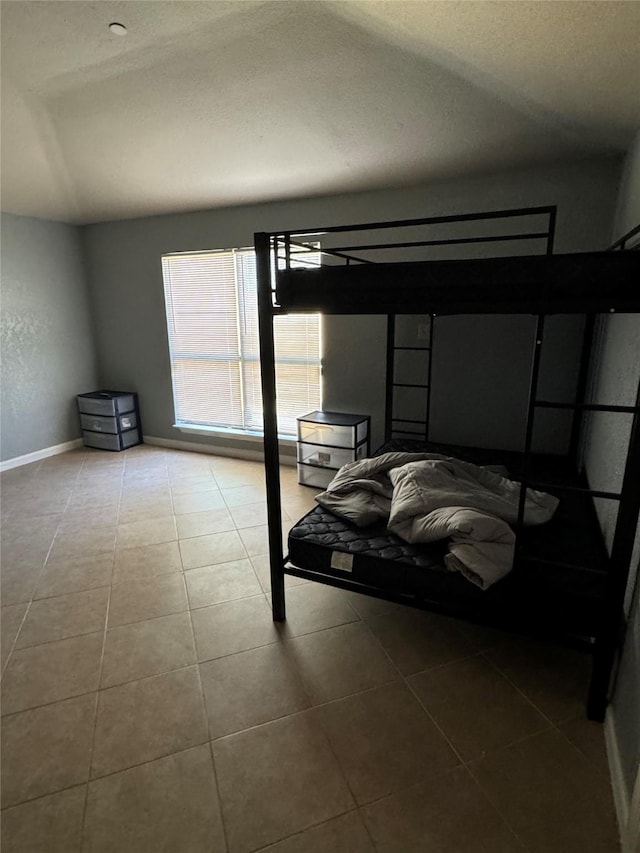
<box><xmin>605</xmin><ymin>711</ymin><xmax>630</xmax><ymax>849</ymax></box>
<box><xmin>143</xmin><ymin>435</ymin><xmax>296</xmax><ymax>466</ymax></box>
<box><xmin>0</xmin><ymin>438</ymin><xmax>84</xmax><ymax>472</ymax></box>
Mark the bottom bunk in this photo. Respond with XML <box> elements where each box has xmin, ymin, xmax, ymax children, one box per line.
<box><xmin>285</xmin><ymin>439</ymin><xmax>614</xmax><ymax>717</ymax></box>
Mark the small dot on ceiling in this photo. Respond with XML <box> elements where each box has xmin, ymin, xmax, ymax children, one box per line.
<box><xmin>109</xmin><ymin>22</ymin><xmax>128</xmax><ymax>36</ymax></box>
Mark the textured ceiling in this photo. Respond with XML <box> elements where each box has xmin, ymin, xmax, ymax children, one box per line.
<box><xmin>2</xmin><ymin>0</ymin><xmax>639</xmax><ymax>224</ymax></box>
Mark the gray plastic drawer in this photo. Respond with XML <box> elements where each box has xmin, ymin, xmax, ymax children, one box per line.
<box><xmin>80</xmin><ymin>412</ymin><xmax>137</xmax><ymax>434</ymax></box>
<box><xmin>78</xmin><ymin>392</ymin><xmax>135</xmax><ymax>416</ymax></box>
<box><xmin>298</xmin><ymin>422</ymin><xmax>356</xmax><ymax>449</ymax></box>
<box><xmin>121</xmin><ymin>428</ymin><xmax>140</xmax><ymax>449</ymax></box>
<box><xmin>83</xmin><ymin>428</ymin><xmax>140</xmax><ymax>451</ymax></box>
<box><xmin>297</xmin><ymin>442</ymin><xmax>355</xmax><ymax>470</ymax></box>
<box><xmin>297</xmin><ymin>463</ymin><xmax>335</xmax><ymax>489</ymax></box>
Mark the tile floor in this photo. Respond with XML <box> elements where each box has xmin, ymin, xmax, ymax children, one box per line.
<box><xmin>0</xmin><ymin>445</ymin><xmax>620</xmax><ymax>852</ymax></box>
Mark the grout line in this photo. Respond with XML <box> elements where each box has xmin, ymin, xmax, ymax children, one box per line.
<box><xmin>245</xmin><ymin>808</ymin><xmax>363</xmax><ymax>853</ymax></box>
<box><xmin>77</xmin><ymin>451</ymin><xmax>124</xmax><ymax>850</ymax></box>
<box><xmin>355</xmin><ymin>617</ymin><xmax>537</xmax><ymax>851</ymax></box>
<box><xmin>1</xmin><ymin>741</ymin><xmax>213</xmax><ymax>814</ymax></box>
<box><xmin>1</xmin><ymin>781</ymin><xmax>90</xmax><ymax>816</ymax></box>
<box><xmin>355</xmin><ymin>616</ymin><xmax>469</xmax><ymax>769</ymax></box>
<box><xmin>481</xmin><ymin>651</ymin><xmax>559</xmax><ymax>729</ymax></box>
<box><xmin>1</xmin><ymin>447</ymin><xmax>563</xmax><ymax>851</ymax></box>
<box><xmin>183</xmin><ymin>554</ymin><xmax>232</xmax><ymax>853</ymax></box>
<box><xmin>1</xmin><ymin>455</ymin><xmax>87</xmax><ymax>679</ymax></box>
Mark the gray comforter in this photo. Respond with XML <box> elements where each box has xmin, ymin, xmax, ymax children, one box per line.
<box><xmin>315</xmin><ymin>452</ymin><xmax>559</xmax><ymax>589</ymax></box>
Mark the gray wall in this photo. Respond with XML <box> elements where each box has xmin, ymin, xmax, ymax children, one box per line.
<box><xmin>589</xmin><ymin>129</ymin><xmax>640</xmax><ymax>804</ymax></box>
<box><xmin>0</xmin><ymin>213</ymin><xmax>99</xmax><ymax>462</ymax></box>
<box><xmin>82</xmin><ymin>157</ymin><xmax>620</xmax><ymax>455</ymax></box>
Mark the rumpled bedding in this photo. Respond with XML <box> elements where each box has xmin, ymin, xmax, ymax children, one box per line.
<box><xmin>314</xmin><ymin>452</ymin><xmax>559</xmax><ymax>589</ymax></box>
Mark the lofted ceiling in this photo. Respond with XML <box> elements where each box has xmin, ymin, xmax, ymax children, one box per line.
<box><xmin>1</xmin><ymin>0</ymin><xmax>639</xmax><ymax>225</ymax></box>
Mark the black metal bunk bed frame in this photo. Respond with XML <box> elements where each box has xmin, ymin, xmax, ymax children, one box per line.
<box><xmin>255</xmin><ymin>206</ymin><xmax>640</xmax><ymax>722</ymax></box>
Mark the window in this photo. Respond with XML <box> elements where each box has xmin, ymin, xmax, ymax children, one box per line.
<box><xmin>161</xmin><ymin>247</ymin><xmax>321</xmax><ymax>437</ymax></box>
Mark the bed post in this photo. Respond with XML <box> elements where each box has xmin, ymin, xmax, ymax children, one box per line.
<box><xmin>587</xmin><ymin>375</ymin><xmax>640</xmax><ymax>721</ymax></box>
<box><xmin>515</xmin><ymin>314</ymin><xmax>546</xmax><ymax>540</ymax></box>
<box><xmin>255</xmin><ymin>231</ymin><xmax>286</xmax><ymax>621</ymax></box>
<box><xmin>568</xmin><ymin>314</ymin><xmax>597</xmax><ymax>464</ymax></box>
<box><xmin>385</xmin><ymin>315</ymin><xmax>395</xmax><ymax>441</ymax></box>
<box><xmin>425</xmin><ymin>314</ymin><xmax>435</xmax><ymax>442</ymax></box>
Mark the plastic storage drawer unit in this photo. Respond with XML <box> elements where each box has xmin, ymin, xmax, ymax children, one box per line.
<box><xmin>77</xmin><ymin>390</ymin><xmax>142</xmax><ymax>452</ymax></box>
<box><xmin>79</xmin><ymin>411</ymin><xmax>138</xmax><ymax>435</ymax></box>
<box><xmin>296</xmin><ymin>410</ymin><xmax>369</xmax><ymax>488</ymax></box>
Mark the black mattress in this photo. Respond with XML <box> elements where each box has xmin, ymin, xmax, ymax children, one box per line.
<box><xmin>287</xmin><ymin>439</ymin><xmax>610</xmax><ymax>639</ymax></box>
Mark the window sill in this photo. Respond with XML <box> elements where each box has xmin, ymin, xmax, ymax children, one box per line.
<box><xmin>174</xmin><ymin>424</ymin><xmax>296</xmax><ymax>447</ymax></box>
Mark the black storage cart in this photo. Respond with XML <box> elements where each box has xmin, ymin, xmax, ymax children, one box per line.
<box><xmin>77</xmin><ymin>390</ymin><xmax>142</xmax><ymax>451</ymax></box>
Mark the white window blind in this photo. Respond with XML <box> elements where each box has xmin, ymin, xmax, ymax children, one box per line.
<box><xmin>162</xmin><ymin>248</ymin><xmax>321</xmax><ymax>437</ymax></box>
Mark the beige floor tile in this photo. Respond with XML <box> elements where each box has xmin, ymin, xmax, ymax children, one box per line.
<box><xmin>228</xmin><ymin>500</ymin><xmax>270</xmax><ymax>528</ymax></box>
<box><xmin>10</xmin><ymin>494</ymin><xmax>71</xmax><ymax>517</ymax></box>
<box><xmin>169</xmin><ymin>474</ymin><xmax>219</xmax><ymax>494</ymax></box>
<box><xmin>0</xmin><ymin>564</ymin><xmax>44</xmax><ymax>606</ymax></box>
<box><xmin>200</xmin><ymin>644</ymin><xmax>310</xmax><ymax>739</ymax></box>
<box><xmin>60</xmin><ymin>504</ymin><xmax>120</xmax><ymax>531</ymax></box>
<box><xmin>2</xmin><ymin>514</ymin><xmax>62</xmax><ymax>543</ymax></box>
<box><xmin>176</xmin><ymin>506</ymin><xmax>235</xmax><ymax>539</ymax></box>
<box><xmin>346</xmin><ymin>591</ymin><xmax>405</xmax><ymax>620</ymax></box>
<box><xmin>281</xmin><ymin>495</ymin><xmax>321</xmax><ymax>519</ymax></box>
<box><xmin>0</xmin><ymin>546</ymin><xmax>52</xmax><ymax>584</ymax></box>
<box><xmin>361</xmin><ymin>765</ymin><xmax>524</xmax><ymax>853</ymax></box>
<box><xmin>1</xmin><ymin>602</ymin><xmax>28</xmax><ymax>670</ymax></box>
<box><xmin>1</xmin><ymin>523</ymin><xmax>55</xmax><ymax>553</ymax></box>
<box><xmin>470</xmin><ymin>728</ymin><xmax>619</xmax><ymax>853</ymax></box>
<box><xmin>83</xmin><ymin>745</ymin><xmax>225</xmax><ymax>853</ymax></box>
<box><xmin>35</xmin><ymin>552</ymin><xmax>113</xmax><ymax>599</ymax></box>
<box><xmin>1</xmin><ymin>693</ymin><xmax>97</xmax><ymax>807</ymax></box>
<box><xmin>116</xmin><ymin>516</ymin><xmax>177</xmax><ymax>549</ymax></box>
<box><xmin>274</xmin><ymin>583</ymin><xmax>360</xmax><ymax>637</ymax></box>
<box><xmin>173</xmin><ymin>490</ymin><xmax>226</xmax><ymax>515</ymax></box>
<box><xmin>117</xmin><ymin>499</ymin><xmax>174</xmax><ymax>526</ymax></box>
<box><xmin>185</xmin><ymin>559</ymin><xmax>262</xmax><ymax>608</ymax></box>
<box><xmin>16</xmin><ymin>587</ymin><xmax>109</xmax><ymax>648</ymax></box>
<box><xmin>101</xmin><ymin>612</ymin><xmax>196</xmax><ymax>687</ymax></box>
<box><xmin>221</xmin><ymin>484</ymin><xmax>267</xmax><ymax>508</ymax></box>
<box><xmin>119</xmin><ymin>485</ymin><xmax>171</xmax><ymax>504</ymax></box>
<box><xmin>212</xmin><ymin>460</ymin><xmax>265</xmax><ymax>489</ymax></box>
<box><xmin>366</xmin><ymin>608</ymin><xmax>476</xmax><ymax>675</ymax></box>
<box><xmin>0</xmin><ymin>785</ymin><xmax>86</xmax><ymax>853</ymax></box>
<box><xmin>213</xmin><ymin>712</ymin><xmax>354</xmax><ymax>853</ymax></box>
<box><xmin>485</xmin><ymin>636</ymin><xmax>592</xmax><ymax>723</ymax></box>
<box><xmin>167</xmin><ymin>456</ymin><xmax>215</xmax><ymax>475</ymax></box>
<box><xmin>191</xmin><ymin>595</ymin><xmax>280</xmax><ymax>662</ymax></box>
<box><xmin>108</xmin><ymin>573</ymin><xmax>187</xmax><ymax>627</ymax></box>
<box><xmin>66</xmin><ymin>491</ymin><xmax>120</xmax><ymax>511</ymax></box>
<box><xmin>455</xmin><ymin>618</ymin><xmax>514</xmax><ymax>652</ymax></box>
<box><xmin>112</xmin><ymin>540</ymin><xmax>182</xmax><ymax>583</ymax></box>
<box><xmin>408</xmin><ymin>655</ymin><xmax>549</xmax><ymax>761</ymax></box>
<box><xmin>91</xmin><ymin>666</ymin><xmax>208</xmax><ymax>778</ymax></box>
<box><xmin>285</xmin><ymin>622</ymin><xmax>399</xmax><ymax>704</ymax></box>
<box><xmin>557</xmin><ymin>715</ymin><xmax>611</xmax><ymax>776</ymax></box>
<box><xmin>238</xmin><ymin>522</ymin><xmax>290</xmax><ymax>557</ymax></box>
<box><xmin>315</xmin><ymin>682</ymin><xmax>459</xmax><ymax>805</ymax></box>
<box><xmin>2</xmin><ymin>632</ymin><xmax>103</xmax><ymax>715</ymax></box>
<box><xmin>250</xmin><ymin>554</ymin><xmax>309</xmax><ymax>592</ymax></box>
<box><xmin>261</xmin><ymin>811</ymin><xmax>374</xmax><ymax>853</ymax></box>
<box><xmin>179</xmin><ymin>529</ymin><xmax>247</xmax><ymax>570</ymax></box>
<box><xmin>48</xmin><ymin>527</ymin><xmax>117</xmax><ymax>561</ymax></box>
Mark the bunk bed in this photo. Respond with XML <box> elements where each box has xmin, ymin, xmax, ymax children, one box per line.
<box><xmin>254</xmin><ymin>206</ymin><xmax>640</xmax><ymax>722</ymax></box>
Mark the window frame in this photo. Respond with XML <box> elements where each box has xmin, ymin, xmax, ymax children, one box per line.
<box><xmin>161</xmin><ymin>246</ymin><xmax>322</xmax><ymax>440</ymax></box>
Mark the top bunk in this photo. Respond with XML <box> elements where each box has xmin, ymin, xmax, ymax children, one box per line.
<box><xmin>256</xmin><ymin>206</ymin><xmax>640</xmax><ymax>316</ymax></box>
